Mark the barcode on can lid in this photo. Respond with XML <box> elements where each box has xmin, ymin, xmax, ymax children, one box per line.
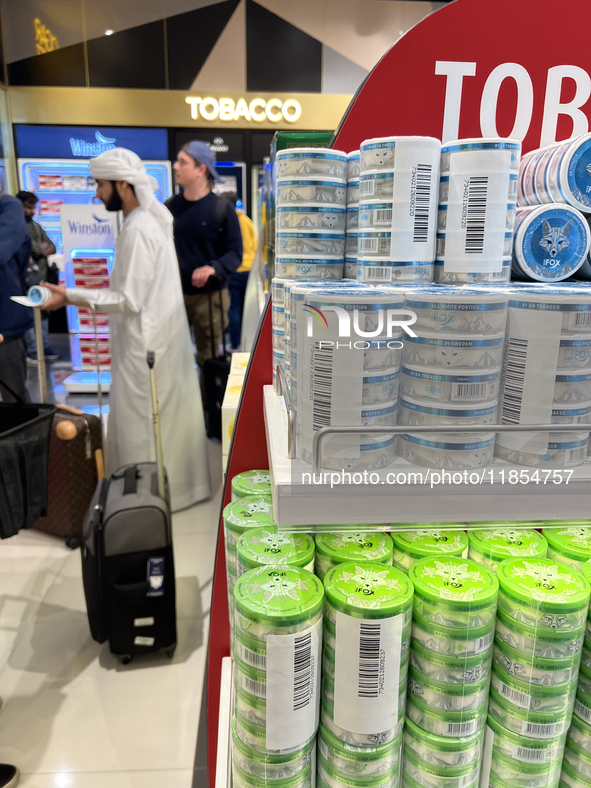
<box><xmin>501</xmin><ymin>337</ymin><xmax>528</xmax><ymax>425</ymax></box>
<box><xmin>293</xmin><ymin>631</ymin><xmax>313</xmax><ymax>712</ymax></box>
<box><xmin>375</xmin><ymin>209</ymin><xmax>393</xmax><ymax>226</ymax></box>
<box><xmin>499</xmin><ymin>680</ymin><xmax>531</xmax><ymax>710</ymax></box>
<box><xmin>413</xmin><ymin>164</ymin><xmax>433</xmax><ymax>243</ymax></box>
<box><xmin>575</xmin><ymin>699</ymin><xmax>591</xmax><ymax>723</ymax></box>
<box><xmin>358</xmin><ymin>621</ymin><xmax>382</xmax><ymax>699</ymax></box>
<box><xmin>364</xmin><ymin>267</ymin><xmax>392</xmax><ymax>281</ymax></box>
<box><xmin>242</xmin><ymin>675</ymin><xmax>266</xmax><ymax>697</ymax></box>
<box><xmin>451</xmin><ymin>382</ymin><xmax>490</xmax><ymax>401</ymax></box>
<box><xmin>445</xmin><ymin>721</ymin><xmax>476</xmax><ymax>736</ymax></box>
<box><xmin>311</xmin><ymin>342</ymin><xmax>334</xmax><ymax>432</ymax></box>
<box><xmin>238</xmin><ymin>643</ymin><xmax>267</xmax><ymax>669</ymax></box>
<box><xmin>521</xmin><ymin>721</ymin><xmax>558</xmax><ymax>738</ymax></box>
<box><xmin>569</xmin><ymin>312</ymin><xmax>591</xmax><ymax>331</ymax></box>
<box><xmin>475</xmin><ymin>631</ymin><xmax>494</xmax><ymax>653</ymax></box>
<box><xmin>464</xmin><ymin>176</ymin><xmax>488</xmax><ymax>254</ymax></box>
<box><xmin>512</xmin><ymin>745</ymin><xmax>549</xmax><ymax>763</ymax></box>
<box><xmin>566</xmin><ymin>447</ymin><xmax>587</xmax><ymax>464</ymax></box>
<box><xmin>359</xmin><ymin>239</ymin><xmax>379</xmax><ymax>253</ymax></box>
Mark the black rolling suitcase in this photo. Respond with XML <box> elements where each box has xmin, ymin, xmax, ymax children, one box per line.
<box><xmin>81</xmin><ymin>351</ymin><xmax>176</xmax><ymax>663</ymax></box>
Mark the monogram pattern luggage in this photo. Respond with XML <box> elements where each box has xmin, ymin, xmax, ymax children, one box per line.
<box><xmin>34</xmin><ymin>406</ymin><xmax>103</xmax><ymax>547</ymax></box>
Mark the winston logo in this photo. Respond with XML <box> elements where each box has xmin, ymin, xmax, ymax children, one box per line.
<box><xmin>69</xmin><ymin>131</ymin><xmax>116</xmax><ymax>157</ymax></box>
<box><xmin>304</xmin><ymin>303</ymin><xmax>418</xmax><ymax>339</ymax></box>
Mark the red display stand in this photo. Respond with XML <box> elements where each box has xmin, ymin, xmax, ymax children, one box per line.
<box><xmin>206</xmin><ymin>0</ymin><xmax>591</xmax><ymax>782</ymax></box>
<box><xmin>207</xmin><ymin>301</ymin><xmax>272</xmax><ymax>786</ymax></box>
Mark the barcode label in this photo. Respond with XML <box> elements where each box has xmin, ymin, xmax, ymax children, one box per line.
<box><xmin>242</xmin><ymin>675</ymin><xmax>266</xmax><ymax>697</ymax></box>
<box><xmin>358</xmin><ymin>622</ymin><xmax>381</xmax><ymax>699</ymax></box>
<box><xmin>569</xmin><ymin>312</ymin><xmax>591</xmax><ymax>330</ymax></box>
<box><xmin>501</xmin><ymin>337</ymin><xmax>528</xmax><ymax>424</ymax></box>
<box><xmin>293</xmin><ymin>632</ymin><xmax>312</xmax><ymax>711</ymax></box>
<box><xmin>521</xmin><ymin>721</ymin><xmax>558</xmax><ymax>738</ymax></box>
<box><xmin>464</xmin><ymin>176</ymin><xmax>488</xmax><ymax>254</ymax></box>
<box><xmin>334</xmin><ymin>610</ymin><xmax>402</xmax><ymax>734</ymax></box>
<box><xmin>490</xmin><ymin>269</ymin><xmax>508</xmax><ymax>279</ymax></box>
<box><xmin>575</xmin><ymin>699</ymin><xmax>591</xmax><ymax>723</ymax></box>
<box><xmin>475</xmin><ymin>631</ymin><xmax>494</xmax><ymax>653</ymax></box>
<box><xmin>364</xmin><ymin>267</ymin><xmax>392</xmax><ymax>281</ymax></box>
<box><xmin>445</xmin><ymin>721</ymin><xmax>476</xmax><ymax>736</ymax></box>
<box><xmin>451</xmin><ymin>382</ymin><xmax>490</xmax><ymax>401</ymax></box>
<box><xmin>359</xmin><ymin>239</ymin><xmax>379</xmax><ymax>253</ymax></box>
<box><xmin>237</xmin><ymin>643</ymin><xmax>267</xmax><ymax>669</ymax></box>
<box><xmin>311</xmin><ymin>343</ymin><xmax>334</xmax><ymax>432</ymax></box>
<box><xmin>360</xmin><ymin>180</ymin><xmax>374</xmax><ymax>196</ymax></box>
<box><xmin>499</xmin><ymin>680</ymin><xmax>531</xmax><ymax>710</ymax></box>
<box><xmin>566</xmin><ymin>447</ymin><xmax>588</xmax><ymax>464</ymax></box>
<box><xmin>375</xmin><ymin>209</ymin><xmax>393</xmax><ymax>225</ymax></box>
<box><xmin>265</xmin><ymin>621</ymin><xmax>321</xmax><ymax>750</ymax></box>
<box><xmin>512</xmin><ymin>746</ymin><xmax>549</xmax><ymax>763</ymax></box>
<box><xmin>413</xmin><ymin>164</ymin><xmax>433</xmax><ymax>243</ymax></box>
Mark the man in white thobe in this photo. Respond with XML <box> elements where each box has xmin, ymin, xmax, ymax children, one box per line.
<box><xmin>45</xmin><ymin>148</ymin><xmax>212</xmax><ymax>511</ymax></box>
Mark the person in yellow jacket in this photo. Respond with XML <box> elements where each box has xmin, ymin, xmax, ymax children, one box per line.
<box><xmin>223</xmin><ymin>192</ymin><xmax>257</xmax><ymax>350</ymax></box>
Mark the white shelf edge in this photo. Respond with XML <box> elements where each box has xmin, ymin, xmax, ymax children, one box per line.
<box><xmin>215</xmin><ymin>656</ymin><xmax>233</xmax><ymax>788</ymax></box>
<box><xmin>263</xmin><ymin>386</ymin><xmax>591</xmax><ymax>527</ymax></box>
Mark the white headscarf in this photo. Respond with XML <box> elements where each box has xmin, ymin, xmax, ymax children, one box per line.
<box><xmin>90</xmin><ymin>147</ymin><xmax>172</xmax><ymax>233</ymax></box>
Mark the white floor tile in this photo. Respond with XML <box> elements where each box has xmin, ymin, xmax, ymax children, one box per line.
<box><xmin>0</xmin><ymin>616</ymin><xmax>208</xmax><ymax>774</ymax></box>
<box><xmin>17</xmin><ymin>769</ymin><xmax>194</xmax><ymax>787</ymax></box>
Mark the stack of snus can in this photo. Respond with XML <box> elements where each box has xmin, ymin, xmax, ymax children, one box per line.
<box><xmin>467</xmin><ymin>527</ymin><xmax>548</xmax><ymax>573</ymax></box>
<box><xmin>391</xmin><ymin>528</ymin><xmax>468</xmax><ymax>574</ymax></box>
<box><xmin>314</xmin><ymin>531</ymin><xmax>394</xmax><ymax>584</ymax></box>
<box><xmin>560</xmin><ymin>563</ymin><xmax>591</xmax><ymax>788</ymax></box>
<box><xmin>223</xmin><ymin>478</ymin><xmax>274</xmax><ymax>645</ymax></box>
<box><xmin>318</xmin><ymin>561</ymin><xmax>413</xmax><ymax>788</ymax></box>
<box><xmin>295</xmin><ymin>286</ymin><xmax>404</xmax><ymax>471</ymax></box>
<box><xmin>435</xmin><ymin>138</ymin><xmax>520</xmax><ymax>285</ymax></box>
<box><xmin>397</xmin><ymin>286</ymin><xmax>507</xmax><ymax>470</ymax></box>
<box><xmin>346</xmin><ymin>152</ymin><xmax>361</xmax><ymax>280</ymax></box>
<box><xmin>517</xmin><ymin>133</ymin><xmax>591</xmax><ymax>283</ymax></box>
<box><xmin>479</xmin><ymin>557</ymin><xmax>590</xmax><ymax>788</ymax></box>
<box><xmin>356</xmin><ymin>136</ymin><xmax>440</xmax><ymax>284</ymax></box>
<box><xmin>231</xmin><ymin>563</ymin><xmax>324</xmax><ymax>788</ymax></box>
<box><xmin>404</xmin><ymin>556</ymin><xmax>498</xmax><ymax>788</ymax></box>
<box><xmin>275</xmin><ymin>148</ymin><xmax>348</xmax><ymax>283</ymax></box>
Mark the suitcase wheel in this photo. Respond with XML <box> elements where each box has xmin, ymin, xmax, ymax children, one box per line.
<box><xmin>120</xmin><ymin>654</ymin><xmax>133</xmax><ymax>665</ymax></box>
<box><xmin>65</xmin><ymin>535</ymin><xmax>81</xmax><ymax>550</ymax></box>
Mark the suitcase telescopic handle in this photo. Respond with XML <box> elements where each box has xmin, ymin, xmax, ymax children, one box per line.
<box><xmin>146</xmin><ymin>351</ymin><xmax>165</xmax><ymax>500</ymax></box>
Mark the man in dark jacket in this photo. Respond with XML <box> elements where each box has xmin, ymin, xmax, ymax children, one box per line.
<box><xmin>166</xmin><ymin>142</ymin><xmax>242</xmax><ymax>400</ymax></box>
<box><xmin>0</xmin><ymin>192</ymin><xmax>33</xmax><ymax>402</ymax></box>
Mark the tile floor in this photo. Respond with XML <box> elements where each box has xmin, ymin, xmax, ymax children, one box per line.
<box><xmin>1</xmin><ymin>340</ymin><xmax>224</xmax><ymax>787</ymax></box>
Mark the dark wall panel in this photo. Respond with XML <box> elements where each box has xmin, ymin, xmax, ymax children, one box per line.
<box><xmin>172</xmin><ymin>129</ymin><xmax>245</xmax><ymax>161</ymax></box>
<box><xmin>246</xmin><ymin>0</ymin><xmax>321</xmax><ymax>92</ymax></box>
<box><xmin>8</xmin><ymin>44</ymin><xmax>86</xmax><ymax>87</ymax></box>
<box><xmin>251</xmin><ymin>131</ymin><xmax>274</xmax><ymax>163</ymax></box>
<box><xmin>87</xmin><ymin>21</ymin><xmax>165</xmax><ymax>89</ymax></box>
<box><xmin>167</xmin><ymin>0</ymin><xmax>240</xmax><ymax>91</ymax></box>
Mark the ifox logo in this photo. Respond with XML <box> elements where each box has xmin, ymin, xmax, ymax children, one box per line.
<box><xmin>303</xmin><ymin>304</ymin><xmax>418</xmax><ymax>339</ymax></box>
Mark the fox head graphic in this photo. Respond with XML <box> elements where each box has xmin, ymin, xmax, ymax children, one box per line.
<box><xmin>539</xmin><ymin>219</ymin><xmax>572</xmax><ymax>258</ymax></box>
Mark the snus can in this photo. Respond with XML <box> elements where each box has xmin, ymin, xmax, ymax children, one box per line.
<box><xmin>512</xmin><ymin>205</ymin><xmax>591</xmax><ymax>282</ymax></box>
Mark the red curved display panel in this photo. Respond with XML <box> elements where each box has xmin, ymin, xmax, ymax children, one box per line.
<box><xmin>207</xmin><ymin>302</ymin><xmax>272</xmax><ymax>787</ymax></box>
<box><xmin>334</xmin><ymin>0</ymin><xmax>591</xmax><ymax>155</ymax></box>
